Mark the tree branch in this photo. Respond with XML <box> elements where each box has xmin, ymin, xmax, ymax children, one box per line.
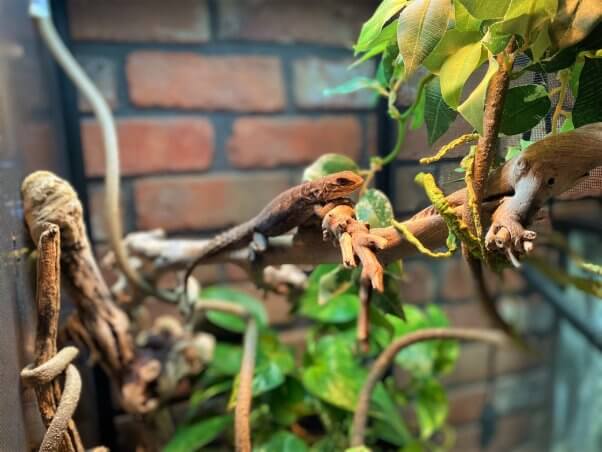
<box><xmin>349</xmin><ymin>328</ymin><xmax>510</xmax><ymax>447</ymax></box>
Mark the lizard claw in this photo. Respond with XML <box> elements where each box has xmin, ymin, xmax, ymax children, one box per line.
<box><xmin>486</xmin><ymin>220</ymin><xmax>536</xmax><ymax>268</ymax></box>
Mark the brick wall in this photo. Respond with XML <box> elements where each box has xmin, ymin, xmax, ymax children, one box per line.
<box><xmin>67</xmin><ymin>1</ymin><xmax>555</xmax><ymax>450</ymax></box>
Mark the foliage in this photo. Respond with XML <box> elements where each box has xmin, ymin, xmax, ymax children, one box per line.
<box><xmin>168</xmin><ymin>1</ymin><xmax>602</xmax><ymax>450</ymax></box>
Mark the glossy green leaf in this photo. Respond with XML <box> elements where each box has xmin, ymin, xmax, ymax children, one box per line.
<box><xmin>202</xmin><ymin>286</ymin><xmax>268</xmax><ymax>333</ymax></box>
<box><xmin>423</xmin><ymin>30</ymin><xmax>482</xmax><ymax>73</ymax></box>
<box><xmin>355</xmin><ymin>189</ymin><xmax>395</xmax><ymax>228</ymax></box>
<box><xmin>208</xmin><ymin>343</ymin><xmax>242</xmax><ymax>376</ymax></box>
<box><xmin>189</xmin><ymin>380</ymin><xmax>233</xmax><ymax>409</ymax></box>
<box><xmin>487</xmin><ymin>0</ymin><xmax>556</xmax><ymax>45</ymax></box>
<box><xmin>458</xmin><ymin>55</ymin><xmax>499</xmax><ymax>134</ymax></box>
<box><xmin>164</xmin><ymin>415</ymin><xmax>231</xmax><ymax>452</ymax></box>
<box><xmin>303</xmin><ymin>154</ymin><xmax>360</xmax><ymax>181</ymax></box>
<box><xmin>439</xmin><ymin>41</ymin><xmax>484</xmax><ymax>108</ymax></box>
<box><xmin>373</xmin><ymin>262</ymin><xmax>407</xmax><ymax>319</ymax></box>
<box><xmin>500</xmin><ymin>84</ymin><xmax>551</xmax><ymax>135</ymax></box>
<box><xmin>301</xmin><ymin>335</ymin><xmax>410</xmax><ymax>440</ymax></box>
<box><xmin>255</xmin><ymin>431</ymin><xmax>308</xmax><ymax>452</ymax></box>
<box><xmin>268</xmin><ymin>378</ymin><xmax>315</xmax><ymax>426</ymax></box>
<box><xmin>323</xmin><ymin>77</ymin><xmax>384</xmax><ymax>98</ymax></box>
<box><xmin>424</xmin><ymin>77</ymin><xmax>457</xmax><ymax>145</ymax></box>
<box><xmin>356</xmin><ymin>0</ymin><xmax>408</xmax><ymax>52</ymax></box>
<box><xmin>300</xmin><ymin>265</ymin><xmax>359</xmax><ymax>323</ymax></box>
<box><xmin>415</xmin><ymin>378</ymin><xmax>448</xmax><ymax>439</ymax></box>
<box><xmin>397</xmin><ymin>0</ymin><xmax>452</xmax><ymax>79</ymax></box>
<box><xmin>455</xmin><ymin>0</ymin><xmax>510</xmax><ymax>19</ymax></box>
<box><xmin>453</xmin><ymin>0</ymin><xmax>482</xmax><ymax>31</ymax></box>
<box><xmin>353</xmin><ymin>22</ymin><xmax>399</xmax><ymax>66</ymax></box>
<box><xmin>550</xmin><ymin>0</ymin><xmax>602</xmax><ymax>49</ymax></box>
<box><xmin>573</xmin><ymin>58</ymin><xmax>602</xmax><ymax>127</ymax></box>
<box><xmin>318</xmin><ymin>265</ymin><xmax>355</xmax><ymax>306</ymax></box>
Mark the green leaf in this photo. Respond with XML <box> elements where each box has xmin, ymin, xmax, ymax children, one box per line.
<box><xmin>424</xmin><ymin>77</ymin><xmax>457</xmax><ymax>145</ymax></box>
<box><xmin>353</xmin><ymin>22</ymin><xmax>399</xmax><ymax>66</ymax></box>
<box><xmin>550</xmin><ymin>0</ymin><xmax>602</xmax><ymax>49</ymax></box>
<box><xmin>355</xmin><ymin>189</ymin><xmax>395</xmax><ymax>228</ymax></box>
<box><xmin>255</xmin><ymin>431</ymin><xmax>308</xmax><ymax>452</ymax></box>
<box><xmin>453</xmin><ymin>0</ymin><xmax>482</xmax><ymax>31</ymax></box>
<box><xmin>397</xmin><ymin>0</ymin><xmax>452</xmax><ymax>79</ymax></box>
<box><xmin>209</xmin><ymin>343</ymin><xmax>243</xmax><ymax>376</ymax></box>
<box><xmin>318</xmin><ymin>265</ymin><xmax>355</xmax><ymax>306</ymax></box>
<box><xmin>303</xmin><ymin>154</ymin><xmax>360</xmax><ymax>181</ymax></box>
<box><xmin>415</xmin><ymin>378</ymin><xmax>448</xmax><ymax>439</ymax></box>
<box><xmin>301</xmin><ymin>334</ymin><xmax>410</xmax><ymax>440</ymax></box>
<box><xmin>356</xmin><ymin>0</ymin><xmax>408</xmax><ymax>52</ymax></box>
<box><xmin>458</xmin><ymin>55</ymin><xmax>499</xmax><ymax>134</ymax></box>
<box><xmin>573</xmin><ymin>58</ymin><xmax>602</xmax><ymax>127</ymax></box>
<box><xmin>439</xmin><ymin>41</ymin><xmax>484</xmax><ymax>108</ymax></box>
<box><xmin>189</xmin><ymin>380</ymin><xmax>233</xmax><ymax>409</ymax></box>
<box><xmin>487</xmin><ymin>0</ymin><xmax>557</xmax><ymax>45</ymax></box>
<box><xmin>323</xmin><ymin>77</ymin><xmax>383</xmax><ymax>98</ymax></box>
<box><xmin>267</xmin><ymin>378</ymin><xmax>315</xmax><ymax>426</ymax></box>
<box><xmin>500</xmin><ymin>84</ymin><xmax>551</xmax><ymax>135</ymax></box>
<box><xmin>300</xmin><ymin>265</ymin><xmax>359</xmax><ymax>323</ymax></box>
<box><xmin>423</xmin><ymin>29</ymin><xmax>482</xmax><ymax>74</ymax></box>
<box><xmin>201</xmin><ymin>286</ymin><xmax>268</xmax><ymax>333</ymax></box>
<box><xmin>455</xmin><ymin>0</ymin><xmax>511</xmax><ymax>19</ymax></box>
<box><xmin>163</xmin><ymin>415</ymin><xmax>231</xmax><ymax>452</ymax></box>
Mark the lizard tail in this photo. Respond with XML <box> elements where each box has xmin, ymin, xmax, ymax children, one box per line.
<box><xmin>466</xmin><ymin>255</ymin><xmax>529</xmax><ymax>351</ymax></box>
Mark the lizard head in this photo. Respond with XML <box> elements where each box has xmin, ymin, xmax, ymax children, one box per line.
<box><xmin>316</xmin><ymin>171</ymin><xmax>364</xmax><ymax>200</ymax></box>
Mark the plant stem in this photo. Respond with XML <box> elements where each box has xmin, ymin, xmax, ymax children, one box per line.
<box><xmin>551</xmin><ymin>69</ymin><xmax>570</xmax><ymax>134</ymax></box>
<box><xmin>349</xmin><ymin>328</ymin><xmax>508</xmax><ymax>447</ymax></box>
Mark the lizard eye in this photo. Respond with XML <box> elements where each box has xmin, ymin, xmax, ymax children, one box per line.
<box><xmin>336</xmin><ymin>177</ymin><xmax>353</xmax><ymax>185</ymax></box>
<box><xmin>547</xmin><ymin>177</ymin><xmax>555</xmax><ymax>186</ymax></box>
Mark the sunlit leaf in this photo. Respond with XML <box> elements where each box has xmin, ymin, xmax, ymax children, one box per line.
<box><xmin>397</xmin><ymin>0</ymin><xmax>452</xmax><ymax>79</ymax></box>
<box><xmin>256</xmin><ymin>431</ymin><xmax>309</xmax><ymax>452</ymax></box>
<box><xmin>353</xmin><ymin>21</ymin><xmax>399</xmax><ymax>66</ymax></box>
<box><xmin>356</xmin><ymin>0</ymin><xmax>408</xmax><ymax>52</ymax></box>
<box><xmin>550</xmin><ymin>0</ymin><xmax>602</xmax><ymax>49</ymax></box>
<box><xmin>439</xmin><ymin>41</ymin><xmax>484</xmax><ymax>108</ymax></box>
<box><xmin>500</xmin><ymin>84</ymin><xmax>551</xmax><ymax>135</ymax></box>
<box><xmin>455</xmin><ymin>0</ymin><xmax>511</xmax><ymax>19</ymax></box>
<box><xmin>453</xmin><ymin>0</ymin><xmax>482</xmax><ymax>31</ymax></box>
<box><xmin>355</xmin><ymin>189</ymin><xmax>395</xmax><ymax>228</ymax></box>
<box><xmin>201</xmin><ymin>286</ymin><xmax>268</xmax><ymax>333</ymax></box>
<box><xmin>303</xmin><ymin>154</ymin><xmax>360</xmax><ymax>181</ymax></box>
<box><xmin>424</xmin><ymin>77</ymin><xmax>457</xmax><ymax>145</ymax></box>
<box><xmin>458</xmin><ymin>55</ymin><xmax>499</xmax><ymax>134</ymax></box>
<box><xmin>488</xmin><ymin>0</ymin><xmax>557</xmax><ymax>45</ymax></box>
<box><xmin>573</xmin><ymin>58</ymin><xmax>602</xmax><ymax>127</ymax></box>
<box><xmin>164</xmin><ymin>415</ymin><xmax>231</xmax><ymax>452</ymax></box>
<box><xmin>423</xmin><ymin>29</ymin><xmax>482</xmax><ymax>74</ymax></box>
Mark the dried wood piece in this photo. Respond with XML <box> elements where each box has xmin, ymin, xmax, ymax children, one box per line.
<box><xmin>19</xmin><ymin>223</ymin><xmax>84</xmax><ymax>452</ymax></box>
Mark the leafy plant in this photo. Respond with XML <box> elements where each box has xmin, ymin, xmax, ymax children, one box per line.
<box><xmin>167</xmin><ymin>1</ymin><xmax>602</xmax><ymax>450</ymax></box>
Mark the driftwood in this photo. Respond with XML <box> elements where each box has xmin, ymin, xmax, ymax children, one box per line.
<box><xmin>22</xmin><ymin>172</ymin><xmax>213</xmax><ymax>415</ymax></box>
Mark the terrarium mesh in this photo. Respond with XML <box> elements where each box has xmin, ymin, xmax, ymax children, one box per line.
<box><xmin>503</xmin><ymin>55</ymin><xmax>602</xmax><ymax>201</ymax></box>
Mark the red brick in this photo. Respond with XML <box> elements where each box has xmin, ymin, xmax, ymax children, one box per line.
<box><xmin>451</xmin><ymin>424</ymin><xmax>480</xmax><ymax>452</ymax></box>
<box><xmin>366</xmin><ymin>114</ymin><xmax>379</xmax><ymax>156</ymax></box>
<box><xmin>134</xmin><ymin>172</ymin><xmax>291</xmax><ymax>232</ymax></box>
<box><xmin>441</xmin><ymin>259</ymin><xmax>474</xmax><ymax>301</ymax></box>
<box><xmin>227</xmin><ymin>116</ymin><xmax>362</xmax><ymax>168</ymax></box>
<box><xmin>400</xmin><ymin>261</ymin><xmax>436</xmax><ymax>304</ymax></box>
<box><xmin>127</xmin><ymin>52</ymin><xmax>285</xmax><ymax>112</ymax></box>
<box><xmin>68</xmin><ymin>0</ymin><xmax>210</xmax><ymax>43</ymax></box>
<box><xmin>444</xmin><ymin>342</ymin><xmax>489</xmax><ymax>385</ymax></box>
<box><xmin>217</xmin><ymin>0</ymin><xmax>374</xmax><ymax>47</ymax></box>
<box><xmin>292</xmin><ymin>58</ymin><xmax>377</xmax><ymax>109</ymax></box>
<box><xmin>447</xmin><ymin>383</ymin><xmax>487</xmax><ymax>425</ymax></box>
<box><xmin>394</xmin><ymin>165</ymin><xmax>433</xmax><ymax>213</ymax></box>
<box><xmin>77</xmin><ymin>56</ymin><xmax>118</xmax><ymax>112</ymax></box>
<box><xmin>81</xmin><ymin>117</ymin><xmax>214</xmax><ymax>177</ymax></box>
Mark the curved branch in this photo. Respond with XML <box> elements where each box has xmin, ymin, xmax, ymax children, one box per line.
<box><xmin>349</xmin><ymin>328</ymin><xmax>509</xmax><ymax>447</ymax></box>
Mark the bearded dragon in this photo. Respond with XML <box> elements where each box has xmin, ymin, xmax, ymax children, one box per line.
<box><xmin>413</xmin><ymin>123</ymin><xmax>602</xmax><ymax>341</ymax></box>
<box><xmin>183</xmin><ymin>171</ymin><xmax>364</xmax><ymax>291</ymax></box>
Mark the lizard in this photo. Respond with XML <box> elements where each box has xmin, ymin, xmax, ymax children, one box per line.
<box><xmin>183</xmin><ymin>171</ymin><xmax>364</xmax><ymax>299</ymax></box>
<box><xmin>411</xmin><ymin>122</ymin><xmax>602</xmax><ymax>342</ymax></box>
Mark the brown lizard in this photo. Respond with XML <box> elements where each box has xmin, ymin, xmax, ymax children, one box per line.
<box><xmin>183</xmin><ymin>171</ymin><xmax>364</xmax><ymax>295</ymax></box>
